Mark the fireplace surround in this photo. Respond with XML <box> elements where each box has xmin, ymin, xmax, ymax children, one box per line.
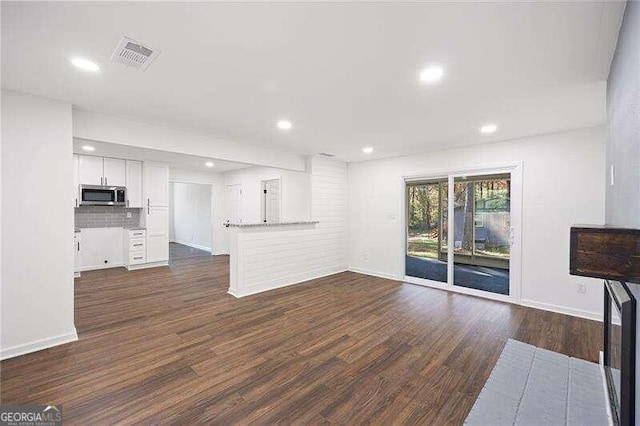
<box><xmin>603</xmin><ymin>280</ymin><xmax>636</xmax><ymax>425</ymax></box>
<box><xmin>570</xmin><ymin>226</ymin><xmax>640</xmax><ymax>426</ymax></box>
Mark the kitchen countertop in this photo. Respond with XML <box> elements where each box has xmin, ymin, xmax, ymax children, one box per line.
<box><xmin>225</xmin><ymin>221</ymin><xmax>319</xmax><ymax>228</ymax></box>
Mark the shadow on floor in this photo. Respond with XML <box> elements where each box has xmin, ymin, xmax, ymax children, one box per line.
<box><xmin>405</xmin><ymin>255</ymin><xmax>509</xmax><ymax>295</ymax></box>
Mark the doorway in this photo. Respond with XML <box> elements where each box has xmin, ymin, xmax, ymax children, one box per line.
<box><xmin>404</xmin><ymin>166</ymin><xmax>521</xmax><ymax>301</ymax></box>
<box><xmin>261</xmin><ymin>179</ymin><xmax>281</xmax><ymax>223</ymax></box>
<box><xmin>169</xmin><ymin>182</ymin><xmax>213</xmax><ymax>258</ymax></box>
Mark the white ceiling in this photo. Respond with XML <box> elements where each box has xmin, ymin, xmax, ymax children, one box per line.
<box><xmin>73</xmin><ymin>139</ymin><xmax>250</xmax><ymax>173</ymax></box>
<box><xmin>2</xmin><ymin>1</ymin><xmax>625</xmax><ymax>162</ymax></box>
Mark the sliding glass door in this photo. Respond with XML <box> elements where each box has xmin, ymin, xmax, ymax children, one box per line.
<box><xmin>452</xmin><ymin>175</ymin><xmax>510</xmax><ymax>295</ymax></box>
<box><xmin>406</xmin><ymin>180</ymin><xmax>448</xmax><ymax>283</ymax></box>
<box><xmin>405</xmin><ymin>170</ymin><xmax>515</xmax><ymax>298</ymax></box>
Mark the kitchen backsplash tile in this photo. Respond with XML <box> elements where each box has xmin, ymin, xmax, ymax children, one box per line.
<box><xmin>75</xmin><ymin>206</ymin><xmax>142</xmax><ymax>229</ymax></box>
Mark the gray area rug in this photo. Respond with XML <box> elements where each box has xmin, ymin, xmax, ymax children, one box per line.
<box><xmin>465</xmin><ymin>339</ymin><xmax>609</xmax><ymax>425</ymax></box>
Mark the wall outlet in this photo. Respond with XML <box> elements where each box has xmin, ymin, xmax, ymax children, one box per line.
<box><xmin>364</xmin><ymin>252</ymin><xmax>369</xmax><ymax>261</ymax></box>
<box><xmin>126</xmin><ymin>212</ymin><xmax>132</xmax><ymax>218</ymax></box>
<box><xmin>577</xmin><ymin>283</ymin><xmax>587</xmax><ymax>294</ymax></box>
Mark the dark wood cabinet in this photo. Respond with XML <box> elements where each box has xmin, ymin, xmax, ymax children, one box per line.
<box><xmin>570</xmin><ymin>226</ymin><xmax>640</xmax><ymax>284</ymax></box>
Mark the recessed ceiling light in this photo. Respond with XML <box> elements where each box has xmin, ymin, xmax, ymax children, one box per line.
<box><xmin>81</xmin><ymin>145</ymin><xmax>95</xmax><ymax>152</ymax></box>
<box><xmin>277</xmin><ymin>120</ymin><xmax>293</xmax><ymax>131</ymax></box>
<box><xmin>70</xmin><ymin>57</ymin><xmax>100</xmax><ymax>73</ymax></box>
<box><xmin>419</xmin><ymin>65</ymin><xmax>444</xmax><ymax>84</ymax></box>
<box><xmin>480</xmin><ymin>123</ymin><xmax>498</xmax><ymax>134</ymax></box>
<box><xmin>363</xmin><ymin>147</ymin><xmax>374</xmax><ymax>154</ymax></box>
<box><xmin>205</xmin><ymin>161</ymin><xmax>214</xmax><ymax>168</ymax></box>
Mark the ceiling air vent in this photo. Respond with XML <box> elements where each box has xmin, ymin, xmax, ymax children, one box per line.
<box><xmin>111</xmin><ymin>36</ymin><xmax>159</xmax><ymax>71</ymax></box>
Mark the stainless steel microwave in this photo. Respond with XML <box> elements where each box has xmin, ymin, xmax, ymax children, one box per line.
<box><xmin>79</xmin><ymin>185</ymin><xmax>127</xmax><ymax>206</ymax></box>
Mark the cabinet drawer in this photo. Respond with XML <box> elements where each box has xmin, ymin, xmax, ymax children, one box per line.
<box><xmin>128</xmin><ymin>229</ymin><xmax>146</xmax><ymax>239</ymax></box>
<box><xmin>129</xmin><ymin>238</ymin><xmax>146</xmax><ymax>251</ymax></box>
<box><xmin>129</xmin><ymin>253</ymin><xmax>146</xmax><ymax>265</ymax></box>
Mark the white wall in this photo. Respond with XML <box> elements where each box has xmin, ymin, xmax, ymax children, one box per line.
<box><xmin>73</xmin><ymin>109</ymin><xmax>306</xmax><ymax>172</ymax></box>
<box><xmin>348</xmin><ymin>126</ymin><xmax>606</xmax><ymax>320</ymax></box>
<box><xmin>223</xmin><ymin>166</ymin><xmax>312</xmax><ymax>224</ymax></box>
<box><xmin>605</xmin><ymin>1</ymin><xmax>640</xmax><ymax>415</ymax></box>
<box><xmin>228</xmin><ymin>156</ymin><xmax>349</xmax><ymax>297</ymax></box>
<box><xmin>171</xmin><ymin>182</ymin><xmax>213</xmax><ymax>251</ymax></box>
<box><xmin>1</xmin><ymin>90</ymin><xmax>76</xmax><ymax>359</ymax></box>
<box><xmin>606</xmin><ymin>0</ymin><xmax>639</xmax><ymax>229</ymax></box>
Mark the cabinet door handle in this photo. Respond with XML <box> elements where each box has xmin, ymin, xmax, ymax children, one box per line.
<box><xmin>101</xmin><ymin>176</ymin><xmax>104</xmax><ymax>185</ymax></box>
<box><xmin>75</xmin><ymin>198</ymin><xmax>78</xmax><ymax>207</ymax></box>
<box><xmin>127</xmin><ymin>199</ymin><xmax>129</xmax><ymax>207</ymax></box>
<box><xmin>133</xmin><ymin>243</ymin><xmax>143</xmax><ymax>247</ymax></box>
<box><xmin>134</xmin><ymin>256</ymin><xmax>143</xmax><ymax>260</ymax></box>
<box><xmin>147</xmin><ymin>198</ymin><xmax>150</xmax><ymax>214</ymax></box>
<box><xmin>77</xmin><ymin>242</ymin><xmax>80</xmax><ymax>251</ymax></box>
<box><xmin>105</xmin><ymin>177</ymin><xmax>108</xmax><ymax>185</ymax></box>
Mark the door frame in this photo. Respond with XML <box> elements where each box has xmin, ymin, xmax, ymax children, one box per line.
<box><xmin>169</xmin><ymin>178</ymin><xmax>216</xmax><ymax>255</ymax></box>
<box><xmin>400</xmin><ymin>162</ymin><xmax>523</xmax><ymax>304</ymax></box>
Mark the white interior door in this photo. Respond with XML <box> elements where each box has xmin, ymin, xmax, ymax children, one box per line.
<box><xmin>262</xmin><ymin>179</ymin><xmax>280</xmax><ymax>223</ymax></box>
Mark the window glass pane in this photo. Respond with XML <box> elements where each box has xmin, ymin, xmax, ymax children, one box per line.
<box><xmin>406</xmin><ymin>180</ymin><xmax>447</xmax><ymax>283</ymax></box>
<box><xmin>453</xmin><ymin>175</ymin><xmax>510</xmax><ymax>295</ymax></box>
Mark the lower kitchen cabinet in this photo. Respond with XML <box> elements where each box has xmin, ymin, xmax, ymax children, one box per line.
<box><xmin>79</xmin><ymin>228</ymin><xmax>124</xmax><ymax>270</ymax></box>
<box><xmin>124</xmin><ymin>229</ymin><xmax>147</xmax><ymax>269</ymax></box>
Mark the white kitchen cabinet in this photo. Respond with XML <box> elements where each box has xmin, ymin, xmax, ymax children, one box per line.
<box><xmin>144</xmin><ymin>163</ymin><xmax>169</xmax><ymax>207</ymax></box>
<box><xmin>143</xmin><ymin>162</ymin><xmax>169</xmax><ymax>264</ymax></box>
<box><xmin>78</xmin><ymin>155</ymin><xmax>104</xmax><ymax>185</ymax></box>
<box><xmin>125</xmin><ymin>160</ymin><xmax>143</xmax><ymax>208</ymax></box>
<box><xmin>146</xmin><ymin>207</ymin><xmax>169</xmax><ymax>263</ymax></box>
<box><xmin>74</xmin><ymin>231</ymin><xmax>81</xmax><ymax>277</ymax></box>
<box><xmin>103</xmin><ymin>157</ymin><xmax>126</xmax><ymax>186</ymax></box>
<box><xmin>78</xmin><ymin>155</ymin><xmax>126</xmax><ymax>187</ymax></box>
<box><xmin>124</xmin><ymin>229</ymin><xmax>147</xmax><ymax>269</ymax></box>
<box><xmin>73</xmin><ymin>154</ymin><xmax>80</xmax><ymax>208</ymax></box>
<box><xmin>78</xmin><ymin>228</ymin><xmax>124</xmax><ymax>270</ymax></box>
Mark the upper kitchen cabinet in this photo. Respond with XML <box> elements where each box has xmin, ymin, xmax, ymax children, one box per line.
<box><xmin>78</xmin><ymin>155</ymin><xmax>126</xmax><ymax>187</ymax></box>
<box><xmin>144</xmin><ymin>163</ymin><xmax>169</xmax><ymax>207</ymax></box>
<box><xmin>78</xmin><ymin>155</ymin><xmax>104</xmax><ymax>185</ymax></box>
<box><xmin>103</xmin><ymin>158</ymin><xmax>126</xmax><ymax>186</ymax></box>
<box><xmin>125</xmin><ymin>160</ymin><xmax>143</xmax><ymax>208</ymax></box>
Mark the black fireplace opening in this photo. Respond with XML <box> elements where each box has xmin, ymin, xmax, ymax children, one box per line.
<box><xmin>604</xmin><ymin>280</ymin><xmax>636</xmax><ymax>425</ymax></box>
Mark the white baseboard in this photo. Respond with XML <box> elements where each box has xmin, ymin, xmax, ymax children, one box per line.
<box><xmin>348</xmin><ymin>266</ymin><xmax>402</xmax><ymax>281</ymax></box>
<box><xmin>79</xmin><ymin>263</ymin><xmax>124</xmax><ymax>272</ymax></box>
<box><xmin>520</xmin><ymin>299</ymin><xmax>603</xmax><ymax>322</ymax></box>
<box><xmin>1</xmin><ymin>328</ymin><xmax>78</xmax><ymax>360</ymax></box>
<box><xmin>127</xmin><ymin>261</ymin><xmax>169</xmax><ymax>271</ymax></box>
<box><xmin>230</xmin><ymin>264</ymin><xmax>348</xmax><ymax>298</ymax></box>
<box><xmin>211</xmin><ymin>251</ymin><xmax>229</xmax><ymax>256</ymax></box>
<box><xmin>348</xmin><ymin>268</ymin><xmax>603</xmax><ymax>322</ymax></box>
<box><xmin>172</xmin><ymin>240</ymin><xmax>212</xmax><ymax>252</ymax></box>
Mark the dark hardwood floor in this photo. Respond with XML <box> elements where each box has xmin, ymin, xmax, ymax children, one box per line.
<box><xmin>1</xmin><ymin>243</ymin><xmax>602</xmax><ymax>424</ymax></box>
